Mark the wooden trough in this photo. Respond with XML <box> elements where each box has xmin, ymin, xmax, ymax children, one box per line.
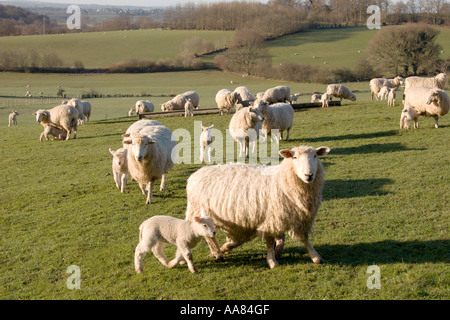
<box><xmin>138</xmin><ymin>100</ymin><xmax>341</xmax><ymax>119</ymax></box>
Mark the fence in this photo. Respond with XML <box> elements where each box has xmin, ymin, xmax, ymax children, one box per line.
<box><xmin>0</xmin><ymin>96</ymin><xmax>63</xmax><ymax>109</ymax></box>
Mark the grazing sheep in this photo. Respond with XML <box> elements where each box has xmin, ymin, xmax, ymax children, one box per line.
<box><xmin>109</xmin><ymin>147</ymin><xmax>128</xmax><ymax>193</ymax></box>
<box><xmin>184</xmin><ymin>99</ymin><xmax>194</xmax><ymax>117</ymax></box>
<box><xmin>262</xmin><ymin>86</ymin><xmax>292</xmax><ymax>104</ymax></box>
<box><xmin>161</xmin><ymin>91</ymin><xmax>199</xmax><ymax>112</ymax></box>
<box><xmin>25</xmin><ymin>91</ymin><xmax>32</xmax><ymax>97</ymax></box>
<box><xmin>134</xmin><ymin>212</ymin><xmax>216</xmax><ymax>274</ymax></box>
<box><xmin>182</xmin><ymin>91</ymin><xmax>200</xmax><ymax>109</ymax></box>
<box><xmin>404</xmin><ymin>73</ymin><xmax>447</xmax><ymax>97</ymax></box>
<box><xmin>39</xmin><ymin>124</ymin><xmax>67</xmax><ymax>141</ymax></box>
<box><xmin>122</xmin><ymin>119</ymin><xmax>176</xmax><ymax>204</ymax></box>
<box><xmin>8</xmin><ymin>110</ymin><xmax>19</xmax><ymax>127</ymax></box>
<box><xmin>320</xmin><ymin>93</ymin><xmax>330</xmax><ymax>108</ymax></box>
<box><xmin>326</xmin><ymin>84</ymin><xmax>356</xmax><ymax>101</ymax></box>
<box><xmin>128</xmin><ymin>108</ymin><xmax>134</xmax><ymax>116</ymax></box>
<box><xmin>377</xmin><ymin>86</ymin><xmax>389</xmax><ymax>100</ymax></box>
<box><xmin>254</xmin><ymin>100</ymin><xmax>294</xmax><ymax>143</ymax></box>
<box><xmin>67</xmin><ymin>98</ymin><xmax>87</xmax><ymax>125</ymax></box>
<box><xmin>135</xmin><ymin>100</ymin><xmax>154</xmax><ymax>114</ymax></box>
<box><xmin>388</xmin><ymin>88</ymin><xmax>397</xmax><ymax>107</ymax></box>
<box><xmin>199</xmin><ymin>124</ymin><xmax>214</xmax><ymax>163</ymax></box>
<box><xmin>234</xmin><ymin>85</ymin><xmax>256</xmax><ymax>111</ymax></box>
<box><xmin>215</xmin><ymin>89</ymin><xmax>243</xmax><ymax>115</ymax></box>
<box><xmin>80</xmin><ymin>101</ymin><xmax>91</xmax><ymax>123</ymax></box>
<box><xmin>311</xmin><ymin>93</ymin><xmax>322</xmax><ymax>103</ymax></box>
<box><xmin>33</xmin><ymin>104</ymin><xmax>78</xmax><ymax>140</ymax></box>
<box><xmin>369</xmin><ymin>76</ymin><xmax>403</xmax><ymax>100</ymax></box>
<box><xmin>185</xmin><ymin>145</ymin><xmax>331</xmax><ymax>268</ymax></box>
<box><xmin>229</xmin><ymin>106</ymin><xmax>264</xmax><ymax>158</ymax></box>
<box><xmin>290</xmin><ymin>93</ymin><xmax>301</xmax><ymax>104</ymax></box>
<box><xmin>400</xmin><ymin>106</ymin><xmax>419</xmax><ymax>129</ymax></box>
<box><xmin>404</xmin><ymin>87</ymin><xmax>450</xmax><ymax>128</ymax></box>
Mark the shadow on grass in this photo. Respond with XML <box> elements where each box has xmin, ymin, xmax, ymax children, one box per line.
<box><xmin>332</xmin><ymin>143</ymin><xmax>425</xmax><ymax>155</ymax></box>
<box><xmin>298</xmin><ymin>130</ymin><xmax>399</xmax><ymax>143</ymax></box>
<box><xmin>324</xmin><ymin>178</ymin><xmax>393</xmax><ymax>199</ymax></box>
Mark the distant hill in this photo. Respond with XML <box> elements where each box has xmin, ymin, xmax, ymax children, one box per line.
<box><xmin>0</xmin><ymin>3</ymin><xmax>48</xmax><ymax>24</ymax></box>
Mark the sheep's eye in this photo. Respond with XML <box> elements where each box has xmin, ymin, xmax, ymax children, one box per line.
<box><xmin>292</xmin><ymin>156</ymin><xmax>298</xmax><ymax>159</ymax></box>
<box><xmin>203</xmin><ymin>224</ymin><xmax>208</xmax><ymax>228</ymax></box>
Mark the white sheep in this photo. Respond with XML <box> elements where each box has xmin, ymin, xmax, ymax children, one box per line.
<box><xmin>33</xmin><ymin>104</ymin><xmax>79</xmax><ymax>140</ymax></box>
<box><xmin>122</xmin><ymin>119</ymin><xmax>176</xmax><ymax>204</ymax></box>
<box><xmin>404</xmin><ymin>73</ymin><xmax>447</xmax><ymax>97</ymax></box>
<box><xmin>369</xmin><ymin>76</ymin><xmax>403</xmax><ymax>100</ymax></box>
<box><xmin>128</xmin><ymin>108</ymin><xmax>134</xmax><ymax>116</ymax></box>
<box><xmin>39</xmin><ymin>124</ymin><xmax>67</xmax><ymax>141</ymax></box>
<box><xmin>109</xmin><ymin>147</ymin><xmax>128</xmax><ymax>193</ymax></box>
<box><xmin>136</xmin><ymin>100</ymin><xmax>155</xmax><ymax>114</ymax></box>
<box><xmin>234</xmin><ymin>86</ymin><xmax>256</xmax><ymax>111</ymax></box>
<box><xmin>185</xmin><ymin>145</ymin><xmax>331</xmax><ymax>268</ymax></box>
<box><xmin>80</xmin><ymin>101</ymin><xmax>91</xmax><ymax>123</ymax></box>
<box><xmin>256</xmin><ymin>92</ymin><xmax>265</xmax><ymax>99</ymax></box>
<box><xmin>320</xmin><ymin>93</ymin><xmax>330</xmax><ymax>108</ymax></box>
<box><xmin>184</xmin><ymin>99</ymin><xmax>194</xmax><ymax>117</ymax></box>
<box><xmin>399</xmin><ymin>106</ymin><xmax>419</xmax><ymax>129</ymax></box>
<box><xmin>25</xmin><ymin>91</ymin><xmax>32</xmax><ymax>97</ymax></box>
<box><xmin>199</xmin><ymin>124</ymin><xmax>214</xmax><ymax>163</ymax></box>
<box><xmin>262</xmin><ymin>86</ymin><xmax>292</xmax><ymax>104</ymax></box>
<box><xmin>229</xmin><ymin>106</ymin><xmax>264</xmax><ymax>158</ymax></box>
<box><xmin>388</xmin><ymin>88</ymin><xmax>397</xmax><ymax>107</ymax></box>
<box><xmin>215</xmin><ymin>89</ymin><xmax>242</xmax><ymax>115</ymax></box>
<box><xmin>182</xmin><ymin>91</ymin><xmax>200</xmax><ymax>109</ymax></box>
<box><xmin>161</xmin><ymin>91</ymin><xmax>199</xmax><ymax>112</ymax></box>
<box><xmin>311</xmin><ymin>93</ymin><xmax>322</xmax><ymax>103</ymax></box>
<box><xmin>254</xmin><ymin>100</ymin><xmax>294</xmax><ymax>143</ymax></box>
<box><xmin>8</xmin><ymin>110</ymin><xmax>19</xmax><ymax>127</ymax></box>
<box><xmin>67</xmin><ymin>98</ymin><xmax>87</xmax><ymax>125</ymax></box>
<box><xmin>377</xmin><ymin>86</ymin><xmax>389</xmax><ymax>100</ymax></box>
<box><xmin>326</xmin><ymin>84</ymin><xmax>356</xmax><ymax>101</ymax></box>
<box><xmin>404</xmin><ymin>86</ymin><xmax>450</xmax><ymax>128</ymax></box>
<box><xmin>290</xmin><ymin>93</ymin><xmax>301</xmax><ymax>104</ymax></box>
<box><xmin>134</xmin><ymin>212</ymin><xmax>216</xmax><ymax>274</ymax></box>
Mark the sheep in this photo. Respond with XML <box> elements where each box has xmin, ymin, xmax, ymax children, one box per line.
<box><xmin>404</xmin><ymin>87</ymin><xmax>450</xmax><ymax>128</ymax></box>
<box><xmin>67</xmin><ymin>98</ymin><xmax>87</xmax><ymax>125</ymax></box>
<box><xmin>215</xmin><ymin>89</ymin><xmax>243</xmax><ymax>115</ymax></box>
<box><xmin>326</xmin><ymin>84</ymin><xmax>356</xmax><ymax>102</ymax></box>
<box><xmin>109</xmin><ymin>147</ymin><xmax>128</xmax><ymax>193</ymax></box>
<box><xmin>199</xmin><ymin>124</ymin><xmax>214</xmax><ymax>164</ymax></box>
<box><xmin>25</xmin><ymin>91</ymin><xmax>32</xmax><ymax>97</ymax></box>
<box><xmin>256</xmin><ymin>92</ymin><xmax>265</xmax><ymax>99</ymax></box>
<box><xmin>234</xmin><ymin>86</ymin><xmax>256</xmax><ymax>111</ymax></box>
<box><xmin>229</xmin><ymin>105</ymin><xmax>264</xmax><ymax>158</ymax></box>
<box><xmin>184</xmin><ymin>99</ymin><xmax>194</xmax><ymax>117</ymax></box>
<box><xmin>254</xmin><ymin>100</ymin><xmax>294</xmax><ymax>143</ymax></box>
<box><xmin>369</xmin><ymin>76</ymin><xmax>403</xmax><ymax>100</ymax></box>
<box><xmin>320</xmin><ymin>92</ymin><xmax>330</xmax><ymax>108</ymax></box>
<box><xmin>33</xmin><ymin>104</ymin><xmax>78</xmax><ymax>140</ymax></box>
<box><xmin>404</xmin><ymin>73</ymin><xmax>447</xmax><ymax>98</ymax></box>
<box><xmin>388</xmin><ymin>88</ymin><xmax>397</xmax><ymax>107</ymax></box>
<box><xmin>311</xmin><ymin>93</ymin><xmax>322</xmax><ymax>103</ymax></box>
<box><xmin>262</xmin><ymin>86</ymin><xmax>292</xmax><ymax>104</ymax></box>
<box><xmin>136</xmin><ymin>100</ymin><xmax>155</xmax><ymax>114</ymax></box>
<box><xmin>39</xmin><ymin>124</ymin><xmax>67</xmax><ymax>141</ymax></box>
<box><xmin>161</xmin><ymin>91</ymin><xmax>200</xmax><ymax>112</ymax></box>
<box><xmin>290</xmin><ymin>93</ymin><xmax>301</xmax><ymax>104</ymax></box>
<box><xmin>377</xmin><ymin>86</ymin><xmax>389</xmax><ymax>100</ymax></box>
<box><xmin>128</xmin><ymin>108</ymin><xmax>134</xmax><ymax>116</ymax></box>
<box><xmin>80</xmin><ymin>101</ymin><xmax>91</xmax><ymax>123</ymax></box>
<box><xmin>399</xmin><ymin>106</ymin><xmax>419</xmax><ymax>130</ymax></box>
<box><xmin>182</xmin><ymin>91</ymin><xmax>200</xmax><ymax>109</ymax></box>
<box><xmin>185</xmin><ymin>145</ymin><xmax>331</xmax><ymax>268</ymax></box>
<box><xmin>134</xmin><ymin>212</ymin><xmax>216</xmax><ymax>274</ymax></box>
<box><xmin>122</xmin><ymin>119</ymin><xmax>176</xmax><ymax>204</ymax></box>
<box><xmin>8</xmin><ymin>110</ymin><xmax>19</xmax><ymax>127</ymax></box>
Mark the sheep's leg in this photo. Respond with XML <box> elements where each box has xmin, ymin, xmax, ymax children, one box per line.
<box><xmin>205</xmin><ymin>236</ymin><xmax>224</xmax><ymax>260</ymax></box>
<box><xmin>151</xmin><ymin>242</ymin><xmax>169</xmax><ymax>267</ymax></box>
<box><xmin>434</xmin><ymin>116</ymin><xmax>439</xmax><ymax>128</ymax></box>
<box><xmin>207</xmin><ymin>146</ymin><xmax>213</xmax><ymax>163</ymax></box>
<box><xmin>120</xmin><ymin>173</ymin><xmax>127</xmax><ymax>193</ymax></box>
<box><xmin>303</xmin><ymin>238</ymin><xmax>324</xmax><ymax>264</ymax></box>
<box><xmin>274</xmin><ymin>233</ymin><xmax>285</xmax><ymax>260</ymax></box>
<box><xmin>285</xmin><ymin>128</ymin><xmax>291</xmax><ymax>141</ymax></box>
<box><xmin>199</xmin><ymin>148</ymin><xmax>204</xmax><ymax>163</ymax></box>
<box><xmin>135</xmin><ymin>238</ymin><xmax>156</xmax><ymax>274</ymax></box>
<box><xmin>221</xmin><ymin>238</ymin><xmax>245</xmax><ymax>254</ymax></box>
<box><xmin>146</xmin><ymin>181</ymin><xmax>154</xmax><ymax>205</ymax></box>
<box><xmin>265</xmin><ymin>236</ymin><xmax>279</xmax><ymax>269</ymax></box>
<box><xmin>138</xmin><ymin>183</ymin><xmax>146</xmax><ymax>196</ymax></box>
<box><xmin>113</xmin><ymin>172</ymin><xmax>120</xmax><ymax>189</ymax></box>
<box><xmin>160</xmin><ymin>174</ymin><xmax>166</xmax><ymax>191</ymax></box>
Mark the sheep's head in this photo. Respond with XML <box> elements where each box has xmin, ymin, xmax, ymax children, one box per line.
<box><xmin>109</xmin><ymin>148</ymin><xmax>128</xmax><ymax>166</ymax></box>
<box><xmin>192</xmin><ymin>215</ymin><xmax>216</xmax><ymax>238</ymax></box>
<box><xmin>122</xmin><ymin>133</ymin><xmax>155</xmax><ymax>162</ymax></box>
<box><xmin>247</xmin><ymin>105</ymin><xmax>264</xmax><ymax>123</ymax></box>
<box><xmin>251</xmin><ymin>99</ymin><xmax>269</xmax><ymax>115</ymax></box>
<box><xmin>394</xmin><ymin>76</ymin><xmax>404</xmax><ymax>86</ymax></box>
<box><xmin>232</xmin><ymin>92</ymin><xmax>242</xmax><ymax>103</ymax></box>
<box><xmin>33</xmin><ymin>110</ymin><xmax>48</xmax><ymax>124</ymax></box>
<box><xmin>349</xmin><ymin>93</ymin><xmax>357</xmax><ymax>101</ymax></box>
<box><xmin>280</xmin><ymin>146</ymin><xmax>330</xmax><ymax>184</ymax></box>
<box><xmin>426</xmin><ymin>89</ymin><xmax>441</xmax><ymax>105</ymax></box>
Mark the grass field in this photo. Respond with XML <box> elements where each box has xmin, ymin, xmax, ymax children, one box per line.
<box><xmin>0</xmin><ymin>72</ymin><xmax>448</xmax><ymax>299</ymax></box>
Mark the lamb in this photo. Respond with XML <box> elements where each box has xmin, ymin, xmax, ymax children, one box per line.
<box><xmin>404</xmin><ymin>73</ymin><xmax>447</xmax><ymax>98</ymax></box>
<box><xmin>311</xmin><ymin>93</ymin><xmax>322</xmax><ymax>103</ymax></box>
<box><xmin>185</xmin><ymin>145</ymin><xmax>331</xmax><ymax>268</ymax></box>
<box><xmin>67</xmin><ymin>98</ymin><xmax>86</xmax><ymax>125</ymax></box>
<box><xmin>377</xmin><ymin>86</ymin><xmax>389</xmax><ymax>100</ymax></box>
<box><xmin>33</xmin><ymin>104</ymin><xmax>79</xmax><ymax>140</ymax></box>
<box><xmin>109</xmin><ymin>147</ymin><xmax>128</xmax><ymax>193</ymax></box>
<box><xmin>128</xmin><ymin>108</ymin><xmax>134</xmax><ymax>116</ymax></box>
<box><xmin>134</xmin><ymin>212</ymin><xmax>216</xmax><ymax>274</ymax></box>
<box><xmin>39</xmin><ymin>124</ymin><xmax>67</xmax><ymax>141</ymax></box>
<box><xmin>369</xmin><ymin>76</ymin><xmax>403</xmax><ymax>100</ymax></box>
<box><xmin>199</xmin><ymin>124</ymin><xmax>214</xmax><ymax>163</ymax></box>
<box><xmin>290</xmin><ymin>93</ymin><xmax>301</xmax><ymax>104</ymax></box>
<box><xmin>122</xmin><ymin>119</ymin><xmax>176</xmax><ymax>204</ymax></box>
<box><xmin>404</xmin><ymin>86</ymin><xmax>450</xmax><ymax>128</ymax></box>
<box><xmin>388</xmin><ymin>88</ymin><xmax>397</xmax><ymax>107</ymax></box>
<box><xmin>8</xmin><ymin>110</ymin><xmax>19</xmax><ymax>127</ymax></box>
<box><xmin>184</xmin><ymin>99</ymin><xmax>194</xmax><ymax>117</ymax></box>
<box><xmin>261</xmin><ymin>86</ymin><xmax>292</xmax><ymax>104</ymax></box>
<box><xmin>320</xmin><ymin>93</ymin><xmax>330</xmax><ymax>108</ymax></box>
<box><xmin>254</xmin><ymin>100</ymin><xmax>294</xmax><ymax>143</ymax></box>
<box><xmin>399</xmin><ymin>106</ymin><xmax>419</xmax><ymax>129</ymax></box>
<box><xmin>326</xmin><ymin>84</ymin><xmax>356</xmax><ymax>102</ymax></box>
<box><xmin>136</xmin><ymin>100</ymin><xmax>155</xmax><ymax>114</ymax></box>
<box><xmin>215</xmin><ymin>89</ymin><xmax>243</xmax><ymax>115</ymax></box>
<box><xmin>229</xmin><ymin>105</ymin><xmax>264</xmax><ymax>158</ymax></box>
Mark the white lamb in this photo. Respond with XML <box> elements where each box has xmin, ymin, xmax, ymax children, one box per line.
<box><xmin>311</xmin><ymin>93</ymin><xmax>322</xmax><ymax>103</ymax></box>
<box><xmin>229</xmin><ymin>106</ymin><xmax>264</xmax><ymax>158</ymax></box>
<box><xmin>254</xmin><ymin>100</ymin><xmax>294</xmax><ymax>143</ymax></box>
<box><xmin>128</xmin><ymin>108</ymin><xmax>134</xmax><ymax>116</ymax></box>
<box><xmin>39</xmin><ymin>124</ymin><xmax>67</xmax><ymax>141</ymax></box>
<box><xmin>369</xmin><ymin>76</ymin><xmax>403</xmax><ymax>101</ymax></box>
<box><xmin>377</xmin><ymin>86</ymin><xmax>389</xmax><ymax>100</ymax></box>
<box><xmin>33</xmin><ymin>104</ymin><xmax>79</xmax><ymax>140</ymax></box>
<box><xmin>320</xmin><ymin>93</ymin><xmax>330</xmax><ymax>108</ymax></box>
<box><xmin>199</xmin><ymin>124</ymin><xmax>214</xmax><ymax>163</ymax></box>
<box><xmin>8</xmin><ymin>110</ymin><xmax>19</xmax><ymax>127</ymax></box>
<box><xmin>403</xmin><ymin>86</ymin><xmax>450</xmax><ymax>128</ymax></box>
<box><xmin>404</xmin><ymin>73</ymin><xmax>447</xmax><ymax>98</ymax></box>
<box><xmin>122</xmin><ymin>119</ymin><xmax>176</xmax><ymax>204</ymax></box>
<box><xmin>290</xmin><ymin>93</ymin><xmax>301</xmax><ymax>104</ymax></box>
<box><xmin>109</xmin><ymin>147</ymin><xmax>128</xmax><ymax>193</ymax></box>
<box><xmin>399</xmin><ymin>106</ymin><xmax>419</xmax><ymax>130</ymax></box>
<box><xmin>67</xmin><ymin>98</ymin><xmax>87</xmax><ymax>125</ymax></box>
<box><xmin>326</xmin><ymin>84</ymin><xmax>356</xmax><ymax>101</ymax></box>
<box><xmin>136</xmin><ymin>100</ymin><xmax>155</xmax><ymax>114</ymax></box>
<box><xmin>388</xmin><ymin>88</ymin><xmax>397</xmax><ymax>107</ymax></box>
<box><xmin>262</xmin><ymin>86</ymin><xmax>292</xmax><ymax>104</ymax></box>
<box><xmin>184</xmin><ymin>99</ymin><xmax>194</xmax><ymax>117</ymax></box>
<box><xmin>185</xmin><ymin>145</ymin><xmax>331</xmax><ymax>268</ymax></box>
<box><xmin>215</xmin><ymin>89</ymin><xmax>243</xmax><ymax>115</ymax></box>
<box><xmin>134</xmin><ymin>212</ymin><xmax>216</xmax><ymax>274</ymax></box>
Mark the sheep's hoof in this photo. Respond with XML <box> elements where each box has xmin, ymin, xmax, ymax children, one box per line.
<box><xmin>313</xmin><ymin>257</ymin><xmax>325</xmax><ymax>264</ymax></box>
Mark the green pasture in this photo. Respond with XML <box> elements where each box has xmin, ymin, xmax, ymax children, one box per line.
<box><xmin>0</xmin><ymin>71</ymin><xmax>448</xmax><ymax>300</ymax></box>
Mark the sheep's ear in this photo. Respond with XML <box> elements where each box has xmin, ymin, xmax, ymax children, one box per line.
<box><xmin>122</xmin><ymin>139</ymin><xmax>132</xmax><ymax>145</ymax></box>
<box><xmin>316</xmin><ymin>147</ymin><xmax>331</xmax><ymax>156</ymax></box>
<box><xmin>194</xmin><ymin>216</ymin><xmax>201</xmax><ymax>223</ymax></box>
<box><xmin>279</xmin><ymin>149</ymin><xmax>294</xmax><ymax>159</ymax></box>
<box><xmin>209</xmin><ymin>125</ymin><xmax>214</xmax><ymax>129</ymax></box>
<box><xmin>109</xmin><ymin>148</ymin><xmax>114</xmax><ymax>154</ymax></box>
<box><xmin>33</xmin><ymin>112</ymin><xmax>37</xmax><ymax>115</ymax></box>
<box><xmin>122</xmin><ymin>133</ymin><xmax>130</xmax><ymax>138</ymax></box>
